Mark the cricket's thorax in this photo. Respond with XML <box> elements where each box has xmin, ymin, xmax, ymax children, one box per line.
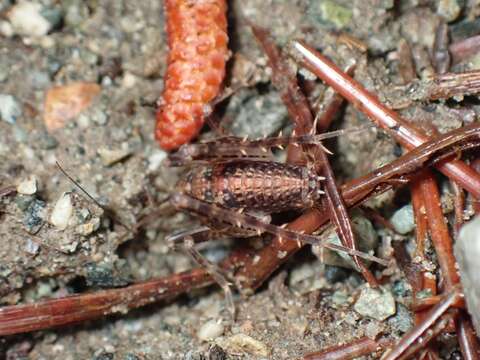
<box><xmin>176</xmin><ymin>161</ymin><xmax>323</xmax><ymax>213</ymax></box>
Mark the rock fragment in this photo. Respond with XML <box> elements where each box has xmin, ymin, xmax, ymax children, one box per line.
<box><xmin>17</xmin><ymin>176</ymin><xmax>38</xmax><ymax>195</ymax></box>
<box><xmin>197</xmin><ymin>320</ymin><xmax>224</xmax><ymax>342</ymax></box>
<box><xmin>0</xmin><ymin>94</ymin><xmax>22</xmax><ymax>124</ymax></box>
<box><xmin>219</xmin><ymin>334</ymin><xmax>270</xmax><ymax>357</ymax></box>
<box><xmin>354</xmin><ymin>286</ymin><xmax>396</xmax><ymax>321</ymax></box>
<box><xmin>50</xmin><ymin>193</ymin><xmax>73</xmax><ymax>230</ymax></box>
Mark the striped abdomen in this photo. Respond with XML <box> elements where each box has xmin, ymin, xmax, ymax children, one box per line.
<box><xmin>156</xmin><ymin>0</ymin><xmax>228</xmax><ymax>150</ymax></box>
<box><xmin>177</xmin><ymin>161</ymin><xmax>324</xmax><ymax>213</ymax></box>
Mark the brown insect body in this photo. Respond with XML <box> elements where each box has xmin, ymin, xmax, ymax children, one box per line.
<box><xmin>176</xmin><ymin>160</ymin><xmax>324</xmax><ymax>213</ymax></box>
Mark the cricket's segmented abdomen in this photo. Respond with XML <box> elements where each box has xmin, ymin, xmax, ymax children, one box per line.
<box><xmin>177</xmin><ymin>161</ymin><xmax>323</xmax><ymax>213</ymax></box>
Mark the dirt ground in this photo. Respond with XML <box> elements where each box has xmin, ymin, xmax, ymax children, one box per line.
<box><xmin>1</xmin><ymin>0</ymin><xmax>479</xmax><ymax>359</ymax></box>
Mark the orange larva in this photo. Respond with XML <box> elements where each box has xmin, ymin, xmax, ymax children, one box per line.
<box><xmin>155</xmin><ymin>0</ymin><xmax>229</xmax><ymax>150</ymax></box>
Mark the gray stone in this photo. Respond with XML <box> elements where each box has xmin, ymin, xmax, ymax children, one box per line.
<box><xmin>388</xmin><ymin>303</ymin><xmax>413</xmax><ymax>333</ymax></box>
<box><xmin>17</xmin><ymin>176</ymin><xmax>38</xmax><ymax>195</ymax></box>
<box><xmin>437</xmin><ymin>0</ymin><xmax>462</xmax><ymax>22</ymax></box>
<box><xmin>0</xmin><ymin>94</ymin><xmax>22</xmax><ymax>124</ymax></box>
<box><xmin>23</xmin><ymin>199</ymin><xmax>46</xmax><ymax>234</ymax></box>
<box><xmin>7</xmin><ymin>2</ymin><xmax>52</xmax><ymax>37</ymax></box>
<box><xmin>354</xmin><ymin>286</ymin><xmax>396</xmax><ymax>321</ymax></box>
<box><xmin>197</xmin><ymin>320</ymin><xmax>224</xmax><ymax>341</ymax></box>
<box><xmin>390</xmin><ymin>204</ymin><xmax>415</xmax><ymax>235</ymax></box>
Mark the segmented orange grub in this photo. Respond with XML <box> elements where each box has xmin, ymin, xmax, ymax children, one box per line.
<box><xmin>156</xmin><ymin>0</ymin><xmax>228</xmax><ymax>150</ymax></box>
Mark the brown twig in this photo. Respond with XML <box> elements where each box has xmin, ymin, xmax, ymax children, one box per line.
<box><xmin>455</xmin><ymin>311</ymin><xmax>480</xmax><ymax>360</ymax></box>
<box><xmin>0</xmin><ymin>186</ymin><xmax>16</xmax><ymax>197</ymax></box>
<box><xmin>0</xmin><ymin>267</ymin><xmax>213</xmax><ymax>336</ymax></box>
<box><xmin>303</xmin><ymin>336</ymin><xmax>394</xmax><ymax>360</ymax></box>
<box><xmin>427</xmin><ymin>70</ymin><xmax>480</xmax><ymax>101</ymax></box>
<box><xmin>411</xmin><ymin>181</ymin><xmax>429</xmax><ymax>262</ymax></box>
<box><xmin>451</xmin><ymin>181</ymin><xmax>466</xmax><ymax>238</ymax></box>
<box><xmin>412</xmin><ymin>294</ymin><xmax>465</xmax><ymax>312</ymax></box>
<box><xmin>291</xmin><ymin>40</ymin><xmax>480</xmax><ymax>199</ymax></box>
<box><xmin>418</xmin><ymin>171</ymin><xmax>460</xmax><ymax>289</ymax></box>
<box><xmin>471</xmin><ymin>158</ymin><xmax>480</xmax><ymax>214</ymax></box>
<box><xmin>382</xmin><ymin>286</ymin><xmax>462</xmax><ymax>360</ymax></box>
<box><xmin>396</xmin><ymin>310</ymin><xmax>458</xmax><ymax>360</ymax></box>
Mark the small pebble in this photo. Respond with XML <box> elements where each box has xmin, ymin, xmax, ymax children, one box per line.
<box><xmin>388</xmin><ymin>303</ymin><xmax>414</xmax><ymax>333</ymax></box>
<box><xmin>0</xmin><ymin>20</ymin><xmax>14</xmax><ymax>38</ymax></box>
<box><xmin>91</xmin><ymin>109</ymin><xmax>108</xmax><ymax>126</ymax></box>
<box><xmin>23</xmin><ymin>199</ymin><xmax>46</xmax><ymax>234</ymax></box>
<box><xmin>0</xmin><ymin>94</ymin><xmax>22</xmax><ymax>124</ymax></box>
<box><xmin>390</xmin><ymin>204</ymin><xmax>415</xmax><ymax>235</ymax></box>
<box><xmin>331</xmin><ymin>290</ymin><xmax>350</xmax><ymax>307</ymax></box>
<box><xmin>63</xmin><ymin>0</ymin><xmax>89</xmax><ymax>27</ymax></box>
<box><xmin>50</xmin><ymin>193</ymin><xmax>73</xmax><ymax>230</ymax></box>
<box><xmin>24</xmin><ymin>238</ymin><xmax>40</xmax><ymax>255</ymax></box>
<box><xmin>308</xmin><ymin>0</ymin><xmax>352</xmax><ymax>29</ymax></box>
<box><xmin>437</xmin><ymin>0</ymin><xmax>461</xmax><ymax>22</ymax></box>
<box><xmin>148</xmin><ymin>149</ymin><xmax>168</xmax><ymax>172</ymax></box>
<box><xmin>122</xmin><ymin>72</ymin><xmax>137</xmax><ymax>88</ymax></box>
<box><xmin>15</xmin><ymin>195</ymin><xmax>35</xmax><ymax>211</ymax></box>
<box><xmin>219</xmin><ymin>334</ymin><xmax>270</xmax><ymax>357</ymax></box>
<box><xmin>85</xmin><ymin>261</ymin><xmax>130</xmax><ymax>288</ymax></box>
<box><xmin>197</xmin><ymin>320</ymin><xmax>224</xmax><ymax>341</ymax></box>
<box><xmin>97</xmin><ymin>147</ymin><xmax>131</xmax><ymax>166</ymax></box>
<box><xmin>76</xmin><ymin>217</ymin><xmax>100</xmax><ymax>236</ymax></box>
<box><xmin>17</xmin><ymin>176</ymin><xmax>38</xmax><ymax>195</ymax></box>
<box><xmin>455</xmin><ymin>216</ymin><xmax>480</xmax><ymax>333</ymax></box>
<box><xmin>7</xmin><ymin>2</ymin><xmax>52</xmax><ymax>37</ymax></box>
<box><xmin>354</xmin><ymin>286</ymin><xmax>396</xmax><ymax>321</ymax></box>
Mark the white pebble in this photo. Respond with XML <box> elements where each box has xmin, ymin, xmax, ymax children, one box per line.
<box><xmin>390</xmin><ymin>204</ymin><xmax>415</xmax><ymax>235</ymax></box>
<box><xmin>148</xmin><ymin>149</ymin><xmax>167</xmax><ymax>172</ymax></box>
<box><xmin>122</xmin><ymin>72</ymin><xmax>137</xmax><ymax>88</ymax></box>
<box><xmin>220</xmin><ymin>334</ymin><xmax>270</xmax><ymax>357</ymax></box>
<box><xmin>24</xmin><ymin>238</ymin><xmax>40</xmax><ymax>255</ymax></box>
<box><xmin>197</xmin><ymin>320</ymin><xmax>224</xmax><ymax>341</ymax></box>
<box><xmin>0</xmin><ymin>20</ymin><xmax>14</xmax><ymax>37</ymax></box>
<box><xmin>17</xmin><ymin>175</ymin><xmax>38</xmax><ymax>195</ymax></box>
<box><xmin>0</xmin><ymin>94</ymin><xmax>22</xmax><ymax>124</ymax></box>
<box><xmin>97</xmin><ymin>147</ymin><xmax>131</xmax><ymax>166</ymax></box>
<box><xmin>7</xmin><ymin>2</ymin><xmax>52</xmax><ymax>37</ymax></box>
<box><xmin>50</xmin><ymin>193</ymin><xmax>73</xmax><ymax>230</ymax></box>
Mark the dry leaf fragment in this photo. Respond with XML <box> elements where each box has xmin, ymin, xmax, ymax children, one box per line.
<box><xmin>44</xmin><ymin>82</ymin><xmax>101</xmax><ymax>131</ymax></box>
